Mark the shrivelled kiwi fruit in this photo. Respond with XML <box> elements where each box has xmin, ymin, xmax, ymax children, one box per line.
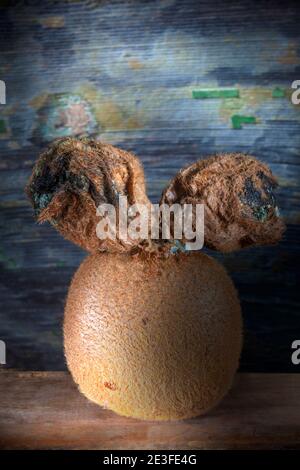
<box><xmin>26</xmin><ymin>137</ymin><xmax>150</xmax><ymax>253</ymax></box>
<box><xmin>26</xmin><ymin>137</ymin><xmax>285</xmax><ymax>421</ymax></box>
<box><xmin>160</xmin><ymin>153</ymin><xmax>285</xmax><ymax>252</ymax></box>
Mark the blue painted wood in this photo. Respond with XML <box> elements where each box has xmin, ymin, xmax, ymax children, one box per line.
<box><xmin>0</xmin><ymin>0</ymin><xmax>299</xmax><ymax>371</ymax></box>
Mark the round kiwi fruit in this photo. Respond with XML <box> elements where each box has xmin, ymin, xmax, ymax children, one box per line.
<box><xmin>64</xmin><ymin>251</ymin><xmax>242</xmax><ymax>420</ymax></box>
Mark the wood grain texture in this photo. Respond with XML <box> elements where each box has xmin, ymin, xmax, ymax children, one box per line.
<box><xmin>0</xmin><ymin>371</ymin><xmax>300</xmax><ymax>450</ymax></box>
<box><xmin>0</xmin><ymin>0</ymin><xmax>299</xmax><ymax>371</ymax></box>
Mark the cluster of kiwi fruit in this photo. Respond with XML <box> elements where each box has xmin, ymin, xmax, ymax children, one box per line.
<box><xmin>26</xmin><ymin>137</ymin><xmax>285</xmax><ymax>421</ymax></box>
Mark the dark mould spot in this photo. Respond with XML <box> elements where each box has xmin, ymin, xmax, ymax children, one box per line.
<box><xmin>30</xmin><ymin>154</ymin><xmax>93</xmax><ymax>215</ymax></box>
<box><xmin>142</xmin><ymin>317</ymin><xmax>149</xmax><ymax>325</ymax></box>
<box><xmin>240</xmin><ymin>173</ymin><xmax>277</xmax><ymax>222</ymax></box>
<box><xmin>89</xmin><ymin>180</ymin><xmax>102</xmax><ymax>206</ymax></box>
<box><xmin>28</xmin><ymin>143</ymin><xmax>133</xmax><ymax>218</ymax></box>
<box><xmin>33</xmin><ymin>165</ymin><xmax>60</xmax><ymax>195</ymax></box>
<box><xmin>66</xmin><ymin>172</ymin><xmax>90</xmax><ymax>192</ymax></box>
<box><xmin>30</xmin><ymin>165</ymin><xmax>60</xmax><ymax>215</ymax></box>
<box><xmin>242</xmin><ymin>177</ymin><xmax>265</xmax><ymax>207</ymax></box>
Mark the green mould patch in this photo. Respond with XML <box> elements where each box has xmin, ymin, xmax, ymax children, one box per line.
<box><xmin>252</xmin><ymin>206</ymin><xmax>270</xmax><ymax>222</ymax></box>
<box><xmin>240</xmin><ymin>174</ymin><xmax>277</xmax><ymax>222</ymax></box>
<box><xmin>30</xmin><ymin>162</ymin><xmax>62</xmax><ymax>215</ymax></box>
<box><xmin>192</xmin><ymin>88</ymin><xmax>239</xmax><ymax>99</ymax></box>
<box><xmin>33</xmin><ymin>192</ymin><xmax>53</xmax><ymax>214</ymax></box>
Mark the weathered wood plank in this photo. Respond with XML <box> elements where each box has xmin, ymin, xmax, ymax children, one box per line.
<box><xmin>0</xmin><ymin>372</ymin><xmax>299</xmax><ymax>449</ymax></box>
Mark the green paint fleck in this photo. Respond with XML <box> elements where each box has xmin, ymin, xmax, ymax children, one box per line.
<box><xmin>272</xmin><ymin>87</ymin><xmax>286</xmax><ymax>98</ymax></box>
<box><xmin>0</xmin><ymin>119</ymin><xmax>7</xmax><ymax>134</ymax></box>
<box><xmin>231</xmin><ymin>115</ymin><xmax>257</xmax><ymax>129</ymax></box>
<box><xmin>193</xmin><ymin>88</ymin><xmax>239</xmax><ymax>99</ymax></box>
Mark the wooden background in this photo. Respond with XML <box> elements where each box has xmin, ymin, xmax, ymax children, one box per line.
<box><xmin>0</xmin><ymin>0</ymin><xmax>299</xmax><ymax>372</ymax></box>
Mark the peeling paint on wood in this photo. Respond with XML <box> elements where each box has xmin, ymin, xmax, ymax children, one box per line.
<box><xmin>0</xmin><ymin>119</ymin><xmax>7</xmax><ymax>133</ymax></box>
<box><xmin>192</xmin><ymin>88</ymin><xmax>240</xmax><ymax>99</ymax></box>
<box><xmin>231</xmin><ymin>114</ymin><xmax>257</xmax><ymax>129</ymax></box>
<box><xmin>32</xmin><ymin>93</ymin><xmax>98</xmax><ymax>143</ymax></box>
<box><xmin>272</xmin><ymin>87</ymin><xmax>286</xmax><ymax>98</ymax></box>
<box><xmin>37</xmin><ymin>16</ymin><xmax>65</xmax><ymax>29</ymax></box>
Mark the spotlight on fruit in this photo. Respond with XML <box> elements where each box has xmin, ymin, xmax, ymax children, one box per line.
<box><xmin>26</xmin><ymin>138</ymin><xmax>285</xmax><ymax>421</ymax></box>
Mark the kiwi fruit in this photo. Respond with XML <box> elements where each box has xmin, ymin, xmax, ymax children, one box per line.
<box><xmin>26</xmin><ymin>137</ymin><xmax>285</xmax><ymax>421</ymax></box>
<box><xmin>64</xmin><ymin>251</ymin><xmax>241</xmax><ymax>420</ymax></box>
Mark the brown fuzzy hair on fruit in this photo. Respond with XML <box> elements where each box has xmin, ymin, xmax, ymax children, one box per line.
<box><xmin>25</xmin><ymin>137</ymin><xmax>150</xmax><ymax>253</ymax></box>
<box><xmin>64</xmin><ymin>251</ymin><xmax>241</xmax><ymax>420</ymax></box>
<box><xmin>26</xmin><ymin>137</ymin><xmax>285</xmax><ymax>421</ymax></box>
<box><xmin>160</xmin><ymin>153</ymin><xmax>285</xmax><ymax>252</ymax></box>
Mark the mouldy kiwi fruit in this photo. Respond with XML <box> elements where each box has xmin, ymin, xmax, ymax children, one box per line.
<box><xmin>25</xmin><ymin>137</ymin><xmax>151</xmax><ymax>253</ymax></box>
<box><xmin>160</xmin><ymin>153</ymin><xmax>285</xmax><ymax>252</ymax></box>
<box><xmin>26</xmin><ymin>138</ymin><xmax>285</xmax><ymax>421</ymax></box>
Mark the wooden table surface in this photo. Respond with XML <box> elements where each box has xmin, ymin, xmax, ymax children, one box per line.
<box><xmin>0</xmin><ymin>371</ymin><xmax>299</xmax><ymax>450</ymax></box>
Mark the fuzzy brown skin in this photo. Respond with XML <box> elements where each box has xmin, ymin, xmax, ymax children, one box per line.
<box><xmin>26</xmin><ymin>140</ymin><xmax>284</xmax><ymax>421</ymax></box>
<box><xmin>160</xmin><ymin>153</ymin><xmax>285</xmax><ymax>252</ymax></box>
<box><xmin>64</xmin><ymin>252</ymin><xmax>242</xmax><ymax>421</ymax></box>
<box><xmin>25</xmin><ymin>137</ymin><xmax>151</xmax><ymax>253</ymax></box>
<box><xmin>26</xmin><ymin>140</ymin><xmax>285</xmax><ymax>253</ymax></box>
